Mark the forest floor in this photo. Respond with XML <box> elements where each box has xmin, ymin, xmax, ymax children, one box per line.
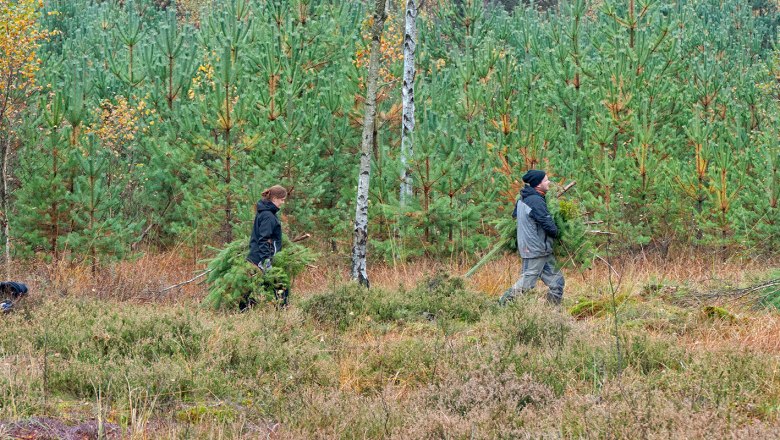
<box><xmin>0</xmin><ymin>250</ymin><xmax>778</xmax><ymax>439</ymax></box>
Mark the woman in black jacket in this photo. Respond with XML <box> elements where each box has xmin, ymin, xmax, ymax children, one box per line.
<box><xmin>244</xmin><ymin>185</ymin><xmax>287</xmax><ymax>309</ymax></box>
<box><xmin>247</xmin><ymin>185</ymin><xmax>287</xmax><ymax>270</ymax></box>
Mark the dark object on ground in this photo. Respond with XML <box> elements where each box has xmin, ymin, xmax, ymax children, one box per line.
<box><xmin>238</xmin><ymin>291</ymin><xmax>257</xmax><ymax>311</ymax></box>
<box><xmin>0</xmin><ymin>281</ymin><xmax>28</xmax><ymax>297</ymax></box>
<box><xmin>0</xmin><ymin>281</ymin><xmax>28</xmax><ymax>313</ymax></box>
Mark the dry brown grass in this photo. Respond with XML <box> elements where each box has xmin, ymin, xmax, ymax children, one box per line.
<box><xmin>292</xmin><ymin>254</ymin><xmax>469</xmax><ymax>295</ymax></box>
<box><xmin>9</xmin><ymin>248</ymin><xmax>776</xmax><ymax>307</ymax></box>
<box><xmin>681</xmin><ymin>312</ymin><xmax>780</xmax><ymax>355</ymax></box>
<box><xmin>9</xmin><ymin>249</ymin><xmax>206</xmax><ymax>303</ymax></box>
<box><xmin>293</xmin><ymin>250</ymin><xmax>777</xmax><ymax>299</ymax></box>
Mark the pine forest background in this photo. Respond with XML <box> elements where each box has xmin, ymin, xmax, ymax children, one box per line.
<box><xmin>1</xmin><ymin>0</ymin><xmax>779</xmax><ymax>272</ymax></box>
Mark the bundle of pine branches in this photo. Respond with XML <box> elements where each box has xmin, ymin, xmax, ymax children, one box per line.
<box><xmin>202</xmin><ymin>238</ymin><xmax>316</xmax><ymax>310</ymax></box>
<box><xmin>546</xmin><ymin>189</ymin><xmax>593</xmax><ymax>269</ymax></box>
<box><xmin>466</xmin><ymin>183</ymin><xmax>592</xmax><ymax>277</ymax></box>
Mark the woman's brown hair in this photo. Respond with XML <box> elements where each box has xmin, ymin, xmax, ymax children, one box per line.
<box><xmin>262</xmin><ymin>185</ymin><xmax>287</xmax><ymax>201</ymax></box>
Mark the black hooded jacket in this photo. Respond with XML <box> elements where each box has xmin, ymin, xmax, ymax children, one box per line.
<box><xmin>247</xmin><ymin>200</ymin><xmax>283</xmax><ymax>266</ymax></box>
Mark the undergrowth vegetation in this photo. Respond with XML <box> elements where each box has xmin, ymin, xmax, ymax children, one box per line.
<box><xmin>1</xmin><ymin>270</ymin><xmax>779</xmax><ymax>438</ymax></box>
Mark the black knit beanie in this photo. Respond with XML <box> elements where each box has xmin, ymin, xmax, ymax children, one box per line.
<box><xmin>522</xmin><ymin>170</ymin><xmax>546</xmax><ymax>188</ymax></box>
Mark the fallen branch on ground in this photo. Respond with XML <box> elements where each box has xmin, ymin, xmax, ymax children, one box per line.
<box><xmin>671</xmin><ymin>278</ymin><xmax>780</xmax><ymax>307</ymax></box>
<box><xmin>292</xmin><ymin>233</ymin><xmax>311</xmax><ymax>243</ymax></box>
<box><xmin>157</xmin><ymin>270</ymin><xmax>212</xmax><ymax>295</ymax></box>
<box><xmin>699</xmin><ymin>278</ymin><xmax>780</xmax><ymax>303</ymax></box>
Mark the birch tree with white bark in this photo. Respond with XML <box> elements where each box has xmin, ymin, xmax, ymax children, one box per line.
<box><xmin>399</xmin><ymin>0</ymin><xmax>417</xmax><ymax>205</ymax></box>
<box><xmin>351</xmin><ymin>0</ymin><xmax>387</xmax><ymax>287</ymax></box>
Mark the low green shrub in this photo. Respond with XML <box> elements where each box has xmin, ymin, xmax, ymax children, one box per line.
<box><xmin>359</xmin><ymin>339</ymin><xmax>436</xmax><ymax>392</ymax></box>
<box><xmin>302</xmin><ymin>273</ymin><xmax>493</xmax><ymax>329</ymax></box>
<box><xmin>300</xmin><ymin>283</ymin><xmax>369</xmax><ymax>330</ymax></box>
<box><xmin>494</xmin><ymin>297</ymin><xmax>572</xmax><ymax>349</ymax></box>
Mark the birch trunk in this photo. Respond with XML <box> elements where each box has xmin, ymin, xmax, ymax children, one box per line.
<box><xmin>0</xmin><ymin>72</ymin><xmax>12</xmax><ymax>279</ymax></box>
<box><xmin>399</xmin><ymin>0</ymin><xmax>417</xmax><ymax>205</ymax></box>
<box><xmin>351</xmin><ymin>0</ymin><xmax>387</xmax><ymax>287</ymax></box>
<box><xmin>1</xmin><ymin>129</ymin><xmax>10</xmax><ymax>279</ymax></box>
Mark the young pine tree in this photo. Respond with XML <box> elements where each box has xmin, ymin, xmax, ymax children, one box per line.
<box><xmin>64</xmin><ymin>135</ymin><xmax>139</xmax><ymax>275</ymax></box>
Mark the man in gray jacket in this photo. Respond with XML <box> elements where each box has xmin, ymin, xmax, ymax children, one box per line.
<box><xmin>499</xmin><ymin>170</ymin><xmax>565</xmax><ymax>305</ymax></box>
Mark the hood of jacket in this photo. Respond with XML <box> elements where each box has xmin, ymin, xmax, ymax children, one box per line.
<box><xmin>521</xmin><ymin>185</ymin><xmax>544</xmax><ymax>201</ymax></box>
<box><xmin>257</xmin><ymin>199</ymin><xmax>279</xmax><ymax>215</ymax></box>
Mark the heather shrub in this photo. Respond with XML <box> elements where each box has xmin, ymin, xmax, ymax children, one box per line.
<box><xmin>302</xmin><ymin>273</ymin><xmax>493</xmax><ymax>330</ymax></box>
<box><xmin>0</xmin><ymin>298</ymin><xmax>332</xmax><ymax>410</ymax></box>
<box><xmin>623</xmin><ymin>333</ymin><xmax>688</xmax><ymax>375</ymax></box>
<box><xmin>492</xmin><ymin>296</ymin><xmax>573</xmax><ymax>349</ymax></box>
<box><xmin>360</xmin><ymin>338</ymin><xmax>437</xmax><ymax>391</ymax></box>
<box><xmin>432</xmin><ymin>364</ymin><xmax>554</xmax><ymax>417</ymax></box>
<box><xmin>392</xmin><ymin>364</ymin><xmax>555</xmax><ymax>438</ymax></box>
<box><xmin>300</xmin><ymin>283</ymin><xmax>370</xmax><ymax>330</ymax></box>
<box><xmin>408</xmin><ymin>273</ymin><xmax>492</xmax><ymax>322</ymax></box>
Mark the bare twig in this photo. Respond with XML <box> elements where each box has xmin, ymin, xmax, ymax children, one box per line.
<box><xmin>157</xmin><ymin>269</ymin><xmax>212</xmax><ymax>294</ymax></box>
<box><xmin>292</xmin><ymin>233</ymin><xmax>311</xmax><ymax>243</ymax></box>
<box><xmin>557</xmin><ymin>180</ymin><xmax>577</xmax><ymax>197</ymax></box>
<box><xmin>132</xmin><ymin>223</ymin><xmax>157</xmax><ymax>250</ymax></box>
